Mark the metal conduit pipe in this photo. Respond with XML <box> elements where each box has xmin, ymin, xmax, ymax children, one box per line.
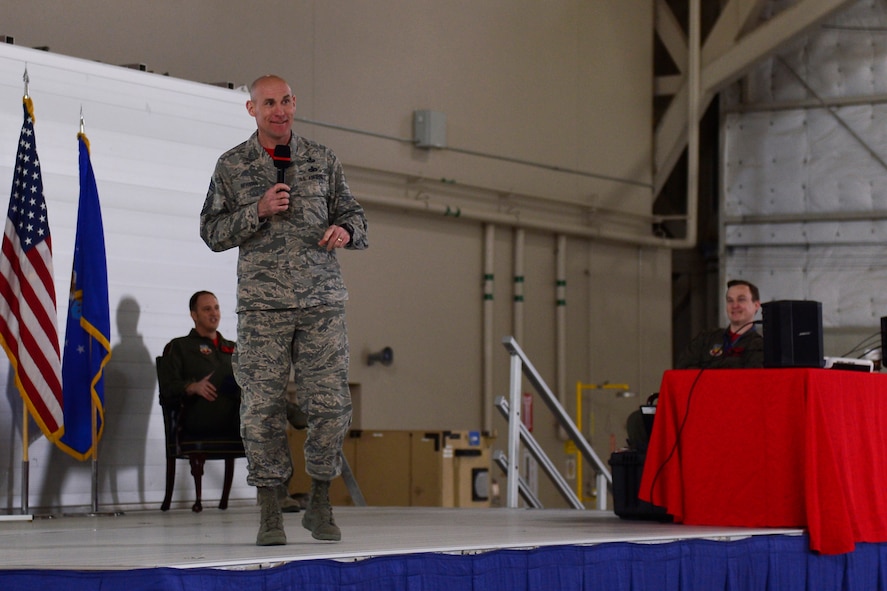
<box><xmin>511</xmin><ymin>229</ymin><xmax>526</xmax><ymax>498</ymax></box>
<box><xmin>683</xmin><ymin>0</ymin><xmax>701</xmax><ymax>251</ymax></box>
<box><xmin>482</xmin><ymin>224</ymin><xmax>496</xmax><ymax>434</ymax></box>
<box><xmin>556</xmin><ymin>235</ymin><xmax>568</xmax><ymax>414</ymax></box>
<box><xmin>297</xmin><ymin>118</ymin><xmax>653</xmax><ymax>192</ymax></box>
<box><xmin>358</xmin><ymin>192</ymin><xmax>692</xmax><ymax>249</ymax></box>
<box><xmin>349</xmin><ymin>164</ymin><xmax>654</xmax><ymax>225</ymax></box>
<box><xmin>513</xmin><ymin>229</ymin><xmax>526</xmax><ymax>346</ymax></box>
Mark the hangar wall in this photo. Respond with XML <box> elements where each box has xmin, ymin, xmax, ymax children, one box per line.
<box><xmin>0</xmin><ymin>2</ymin><xmax>666</xmax><ymax>512</ymax></box>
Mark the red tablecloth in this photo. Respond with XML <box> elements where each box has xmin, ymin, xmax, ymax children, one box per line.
<box><xmin>639</xmin><ymin>368</ymin><xmax>887</xmax><ymax>554</ymax></box>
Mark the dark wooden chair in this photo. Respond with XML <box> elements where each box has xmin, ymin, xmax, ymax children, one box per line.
<box><xmin>156</xmin><ymin>356</ymin><xmax>245</xmax><ymax>512</ymax></box>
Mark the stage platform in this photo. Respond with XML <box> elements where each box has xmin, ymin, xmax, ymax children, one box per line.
<box><xmin>2</xmin><ymin>504</ymin><xmax>802</xmax><ymax>570</ymax></box>
<box><xmin>8</xmin><ymin>505</ymin><xmax>887</xmax><ymax>591</ymax></box>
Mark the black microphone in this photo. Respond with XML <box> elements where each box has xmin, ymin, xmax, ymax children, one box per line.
<box><xmin>272</xmin><ymin>144</ymin><xmax>291</xmax><ymax>184</ymax></box>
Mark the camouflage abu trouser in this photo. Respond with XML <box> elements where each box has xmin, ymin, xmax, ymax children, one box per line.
<box><xmin>234</xmin><ymin>304</ymin><xmax>352</xmax><ymax>488</ymax></box>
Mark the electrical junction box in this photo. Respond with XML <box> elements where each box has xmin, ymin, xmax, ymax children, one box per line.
<box><xmin>413</xmin><ymin>109</ymin><xmax>447</xmax><ymax>148</ymax></box>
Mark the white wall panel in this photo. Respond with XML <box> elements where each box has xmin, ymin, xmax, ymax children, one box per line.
<box><xmin>0</xmin><ymin>44</ymin><xmax>248</xmax><ymax>512</ymax></box>
<box><xmin>723</xmin><ymin>0</ymin><xmax>887</xmax><ymax>341</ymax></box>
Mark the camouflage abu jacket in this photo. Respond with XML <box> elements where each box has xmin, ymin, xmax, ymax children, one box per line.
<box><xmin>200</xmin><ymin>132</ymin><xmax>368</xmax><ymax>312</ymax></box>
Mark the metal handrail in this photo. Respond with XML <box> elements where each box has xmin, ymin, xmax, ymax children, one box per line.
<box><xmin>492</xmin><ymin>450</ymin><xmax>542</xmax><ymax>508</ymax></box>
<box><xmin>494</xmin><ymin>397</ymin><xmax>584</xmax><ymax>509</ymax></box>
<box><xmin>501</xmin><ymin>336</ymin><xmax>611</xmax><ymax>510</ymax></box>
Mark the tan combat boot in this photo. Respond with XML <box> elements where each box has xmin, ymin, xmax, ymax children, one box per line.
<box><xmin>256</xmin><ymin>486</ymin><xmax>287</xmax><ymax>546</ymax></box>
<box><xmin>278</xmin><ymin>482</ymin><xmax>302</xmax><ymax>513</ymax></box>
<box><xmin>301</xmin><ymin>478</ymin><xmax>341</xmax><ymax>541</ymax></box>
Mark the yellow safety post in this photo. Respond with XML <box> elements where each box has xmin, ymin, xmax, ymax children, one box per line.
<box><xmin>573</xmin><ymin>381</ymin><xmax>631</xmax><ymax>502</ymax></box>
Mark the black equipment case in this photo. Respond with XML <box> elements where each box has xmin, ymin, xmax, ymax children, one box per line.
<box><xmin>608</xmin><ymin>450</ymin><xmax>672</xmax><ymax>522</ymax></box>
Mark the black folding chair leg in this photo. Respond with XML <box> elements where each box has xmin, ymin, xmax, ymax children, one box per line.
<box><xmin>160</xmin><ymin>457</ymin><xmax>176</xmax><ymax>511</ymax></box>
<box><xmin>189</xmin><ymin>454</ymin><xmax>206</xmax><ymax>513</ymax></box>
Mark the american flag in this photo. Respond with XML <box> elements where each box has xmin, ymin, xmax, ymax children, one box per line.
<box><xmin>0</xmin><ymin>98</ymin><xmax>64</xmax><ymax>440</ymax></box>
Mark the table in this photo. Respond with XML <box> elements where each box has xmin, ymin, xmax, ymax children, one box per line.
<box><xmin>639</xmin><ymin>368</ymin><xmax>887</xmax><ymax>554</ymax></box>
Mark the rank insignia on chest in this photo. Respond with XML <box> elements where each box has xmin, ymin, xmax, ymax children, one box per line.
<box><xmin>199</xmin><ymin>344</ymin><xmax>213</xmax><ymax>356</ymax></box>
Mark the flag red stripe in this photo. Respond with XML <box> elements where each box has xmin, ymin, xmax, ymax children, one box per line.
<box><xmin>0</xmin><ymin>220</ymin><xmax>63</xmax><ymax>433</ymax></box>
<box><xmin>23</xmin><ymin>245</ymin><xmax>61</xmax><ymax>354</ymax></box>
<box><xmin>1</xmin><ymin>236</ymin><xmax>60</xmax><ymax>356</ymax></box>
<box><xmin>0</xmin><ymin>285</ymin><xmax>62</xmax><ymax>395</ymax></box>
<box><xmin>0</xmin><ymin>288</ymin><xmax>64</xmax><ymax>408</ymax></box>
<box><xmin>0</xmin><ymin>314</ymin><xmax>60</xmax><ymax>432</ymax></box>
<box><xmin>27</xmin><ymin>236</ymin><xmax>58</xmax><ymax>306</ymax></box>
<box><xmin>0</xmin><ymin>231</ymin><xmax>61</xmax><ymax>363</ymax></box>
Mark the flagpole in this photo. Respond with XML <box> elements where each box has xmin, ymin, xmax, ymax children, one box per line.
<box><xmin>4</xmin><ymin>409</ymin><xmax>35</xmax><ymax>521</ymax></box>
<box><xmin>81</xmin><ymin>110</ymin><xmax>100</xmax><ymax>514</ymax></box>
<box><xmin>14</xmin><ymin>67</ymin><xmax>37</xmax><ymax>522</ymax></box>
<box><xmin>21</xmin><ymin>406</ymin><xmax>29</xmax><ymax>515</ymax></box>
<box><xmin>20</xmin><ymin>67</ymin><xmax>31</xmax><ymax>518</ymax></box>
<box><xmin>59</xmin><ymin>116</ymin><xmax>115</xmax><ymax>517</ymax></box>
<box><xmin>91</xmin><ymin>389</ymin><xmax>98</xmax><ymax>513</ymax></box>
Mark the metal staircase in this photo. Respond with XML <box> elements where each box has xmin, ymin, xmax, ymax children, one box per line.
<box><xmin>496</xmin><ymin>336</ymin><xmax>611</xmax><ymax>510</ymax></box>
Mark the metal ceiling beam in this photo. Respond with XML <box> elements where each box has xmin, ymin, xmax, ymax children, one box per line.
<box><xmin>655</xmin><ymin>0</ymin><xmax>688</xmax><ymax>74</ymax></box>
<box><xmin>703</xmin><ymin>0</ymin><xmax>851</xmax><ymax>90</ymax></box>
<box><xmin>702</xmin><ymin>0</ymin><xmax>768</xmax><ymax>66</ymax></box>
<box><xmin>653</xmin><ymin>0</ymin><xmax>855</xmax><ymax>195</ymax></box>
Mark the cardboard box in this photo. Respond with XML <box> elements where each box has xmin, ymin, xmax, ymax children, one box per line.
<box><xmin>453</xmin><ymin>447</ymin><xmax>491</xmax><ymax>508</ymax></box>
<box><xmin>421</xmin><ymin>430</ymin><xmax>492</xmax><ymax>508</ymax></box>
<box><xmin>351</xmin><ymin>430</ymin><xmax>412</xmax><ymax>506</ymax></box>
<box><xmin>410</xmin><ymin>432</ymin><xmax>450</xmax><ymax>507</ymax></box>
<box><xmin>286</xmin><ymin>427</ymin><xmax>356</xmax><ymax>506</ymax></box>
<box><xmin>288</xmin><ymin>428</ymin><xmax>493</xmax><ymax>508</ymax></box>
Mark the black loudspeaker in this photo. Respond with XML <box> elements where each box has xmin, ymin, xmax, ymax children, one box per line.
<box><xmin>881</xmin><ymin>317</ymin><xmax>887</xmax><ymax>365</ymax></box>
<box><xmin>762</xmin><ymin>300</ymin><xmax>824</xmax><ymax>368</ymax></box>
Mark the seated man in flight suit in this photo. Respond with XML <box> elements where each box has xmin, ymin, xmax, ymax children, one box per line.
<box><xmin>159</xmin><ymin>290</ymin><xmax>306</xmax><ymax>510</ymax></box>
<box><xmin>159</xmin><ymin>290</ymin><xmax>242</xmax><ymax>446</ymax></box>
<box><xmin>626</xmin><ymin>279</ymin><xmax>764</xmax><ymax>451</ymax></box>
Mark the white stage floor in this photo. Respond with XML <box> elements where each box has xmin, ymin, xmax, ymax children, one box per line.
<box><xmin>0</xmin><ymin>505</ymin><xmax>805</xmax><ymax>571</ymax></box>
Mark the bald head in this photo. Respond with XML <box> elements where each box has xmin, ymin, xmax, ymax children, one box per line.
<box><xmin>249</xmin><ymin>75</ymin><xmax>290</xmax><ymax>100</ymax></box>
<box><xmin>246</xmin><ymin>75</ymin><xmax>295</xmax><ymax>147</ymax></box>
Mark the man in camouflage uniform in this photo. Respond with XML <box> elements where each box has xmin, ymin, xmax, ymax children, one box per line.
<box><xmin>200</xmin><ymin>74</ymin><xmax>368</xmax><ymax>545</ymax></box>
